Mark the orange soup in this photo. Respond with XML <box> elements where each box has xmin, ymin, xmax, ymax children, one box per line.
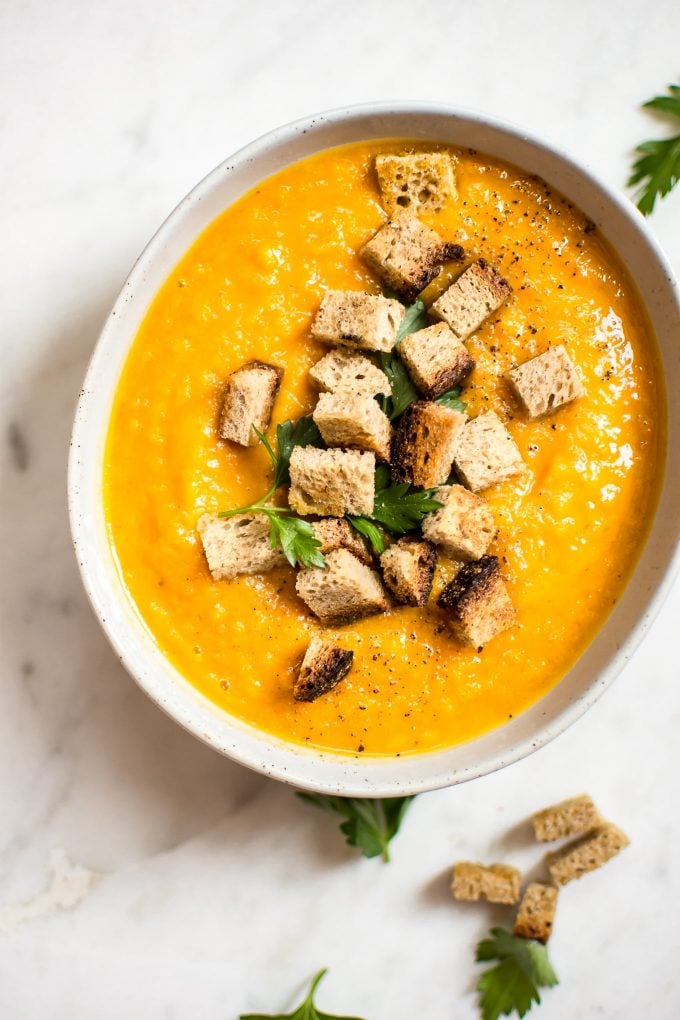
<box><xmin>104</xmin><ymin>141</ymin><xmax>665</xmax><ymax>756</ymax></box>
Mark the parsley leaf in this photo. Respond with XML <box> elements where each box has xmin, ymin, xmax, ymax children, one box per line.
<box><xmin>629</xmin><ymin>83</ymin><xmax>680</xmax><ymax>215</ymax></box>
<box><xmin>378</xmin><ymin>351</ymin><xmax>419</xmax><ymax>421</ymax></box>
<box><xmin>347</xmin><ymin>515</ymin><xmax>387</xmax><ymax>555</ymax></box>
<box><xmin>218</xmin><ymin>504</ymin><xmax>325</xmax><ymax>569</ymax></box>
<box><xmin>476</xmin><ymin>928</ymin><xmax>559</xmax><ymax>1020</ymax></box>
<box><xmin>435</xmin><ymin>386</ymin><xmax>467</xmax><ymax>412</ymax></box>
<box><xmin>297</xmin><ymin>793</ymin><xmax>415</xmax><ymax>862</ymax></box>
<box><xmin>217</xmin><ymin>417</ymin><xmax>326</xmax><ymax>567</ymax></box>
<box><xmin>394</xmin><ymin>298</ymin><xmax>429</xmax><ymax>344</ymax></box>
<box><xmin>267</xmin><ymin>512</ymin><xmax>326</xmax><ymax>569</ymax></box>
<box><xmin>269</xmin><ymin>418</ymin><xmax>324</xmax><ymax>489</ymax></box>
<box><xmin>377</xmin><ymin>298</ymin><xmax>429</xmax><ymax>421</ymax></box>
<box><xmin>369</xmin><ymin>465</ymin><xmax>442</xmax><ymax>535</ymax></box>
<box><xmin>240</xmin><ymin>968</ymin><xmax>365</xmax><ymax>1020</ymax></box>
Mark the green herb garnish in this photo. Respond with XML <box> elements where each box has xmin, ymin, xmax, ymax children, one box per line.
<box><xmin>476</xmin><ymin>928</ymin><xmax>559</xmax><ymax>1020</ymax></box>
<box><xmin>378</xmin><ymin>351</ymin><xmax>419</xmax><ymax>420</ymax></box>
<box><xmin>348</xmin><ymin>467</ymin><xmax>442</xmax><ymax>548</ymax></box>
<box><xmin>373</xmin><ymin>464</ymin><xmax>442</xmax><ymax>533</ymax></box>
<box><xmin>347</xmin><ymin>515</ymin><xmax>387</xmax><ymax>555</ymax></box>
<box><xmin>629</xmin><ymin>83</ymin><xmax>680</xmax><ymax>215</ymax></box>
<box><xmin>435</xmin><ymin>386</ymin><xmax>467</xmax><ymax>412</ymax></box>
<box><xmin>240</xmin><ymin>968</ymin><xmax>364</xmax><ymax>1020</ymax></box>
<box><xmin>218</xmin><ymin>419</ymin><xmax>325</xmax><ymax>569</ymax></box>
<box><xmin>297</xmin><ymin>793</ymin><xmax>414</xmax><ymax>862</ymax></box>
<box><xmin>394</xmin><ymin>297</ymin><xmax>429</xmax><ymax>344</ymax></box>
<box><xmin>268</xmin><ymin>417</ymin><xmax>324</xmax><ymax>489</ymax></box>
<box><xmin>377</xmin><ymin>298</ymin><xmax>428</xmax><ymax>421</ymax></box>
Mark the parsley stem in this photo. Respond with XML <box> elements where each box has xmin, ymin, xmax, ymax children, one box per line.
<box><xmin>217</xmin><ymin>484</ymin><xmax>279</xmax><ymax>518</ymax></box>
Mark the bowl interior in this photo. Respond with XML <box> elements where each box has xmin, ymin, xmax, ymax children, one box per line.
<box><xmin>68</xmin><ymin>104</ymin><xmax>680</xmax><ymax>796</ymax></box>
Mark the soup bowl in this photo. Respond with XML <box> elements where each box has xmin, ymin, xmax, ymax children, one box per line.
<box><xmin>68</xmin><ymin>102</ymin><xmax>680</xmax><ymax>796</ymax></box>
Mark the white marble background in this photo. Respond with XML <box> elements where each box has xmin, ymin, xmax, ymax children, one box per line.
<box><xmin>1</xmin><ymin>1</ymin><xmax>679</xmax><ymax>1017</ymax></box>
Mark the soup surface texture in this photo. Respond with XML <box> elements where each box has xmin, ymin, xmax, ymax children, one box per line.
<box><xmin>104</xmin><ymin>141</ymin><xmax>664</xmax><ymax>757</ymax></box>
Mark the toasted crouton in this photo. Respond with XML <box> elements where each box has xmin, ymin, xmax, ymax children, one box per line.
<box><xmin>398</xmin><ymin>322</ymin><xmax>475</xmax><ymax>398</ymax></box>
<box><xmin>432</xmin><ymin>260</ymin><xmax>512</xmax><ymax>340</ymax></box>
<box><xmin>288</xmin><ymin>448</ymin><xmax>375</xmax><ymax>517</ymax></box>
<box><xmin>391</xmin><ymin>401</ymin><xmax>467</xmax><ymax>488</ymax></box>
<box><xmin>294</xmin><ymin>636</ymin><xmax>354</xmax><ymax>702</ymax></box>
<box><xmin>311</xmin><ymin>290</ymin><xmax>404</xmax><ymax>353</ymax></box>
<box><xmin>506</xmin><ymin>344</ymin><xmax>584</xmax><ymax>419</ymax></box>
<box><xmin>533</xmin><ymin>795</ymin><xmax>602</xmax><ymax>843</ymax></box>
<box><xmin>422</xmin><ymin>484</ymin><xmax>495</xmax><ymax>561</ymax></box>
<box><xmin>451</xmin><ymin>861</ymin><xmax>521</xmax><ymax>904</ymax></box>
<box><xmin>198</xmin><ymin>513</ymin><xmax>286</xmax><ymax>580</ymax></box>
<box><xmin>312</xmin><ymin>518</ymin><xmax>372</xmax><ymax>564</ymax></box>
<box><xmin>313</xmin><ymin>392</ymin><xmax>392</xmax><ymax>461</ymax></box>
<box><xmin>438</xmin><ymin>555</ymin><xmax>516</xmax><ymax>648</ymax></box>
<box><xmin>514</xmin><ymin>883</ymin><xmax>558</xmax><ymax>944</ymax></box>
<box><xmin>547</xmin><ymin>823</ymin><xmax>630</xmax><ymax>886</ymax></box>
<box><xmin>296</xmin><ymin>549</ymin><xmax>390</xmax><ymax>625</ymax></box>
<box><xmin>375</xmin><ymin>152</ymin><xmax>457</xmax><ymax>216</ymax></box>
<box><xmin>360</xmin><ymin>213</ymin><xmax>464</xmax><ymax>302</ymax></box>
<box><xmin>453</xmin><ymin>412</ymin><xmax>524</xmax><ymax>493</ymax></box>
<box><xmin>380</xmin><ymin>537</ymin><xmax>437</xmax><ymax>607</ymax></box>
<box><xmin>218</xmin><ymin>361</ymin><xmax>283</xmax><ymax>447</ymax></box>
<box><xmin>309</xmin><ymin>348</ymin><xmax>391</xmax><ymax>398</ymax></box>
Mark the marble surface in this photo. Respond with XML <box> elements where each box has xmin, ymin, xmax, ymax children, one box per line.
<box><xmin>2</xmin><ymin>1</ymin><xmax>680</xmax><ymax>1016</ymax></box>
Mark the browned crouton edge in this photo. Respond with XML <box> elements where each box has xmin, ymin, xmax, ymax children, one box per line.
<box><xmin>294</xmin><ymin>643</ymin><xmax>354</xmax><ymax>702</ymax></box>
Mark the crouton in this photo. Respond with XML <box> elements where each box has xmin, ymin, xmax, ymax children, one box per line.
<box><xmin>375</xmin><ymin>151</ymin><xmax>457</xmax><ymax>216</ymax></box>
<box><xmin>296</xmin><ymin>549</ymin><xmax>390</xmax><ymax>625</ymax></box>
<box><xmin>380</xmin><ymin>537</ymin><xmax>437</xmax><ymax>607</ymax></box>
<box><xmin>312</xmin><ymin>392</ymin><xmax>392</xmax><ymax>462</ymax></box>
<box><xmin>197</xmin><ymin>513</ymin><xmax>286</xmax><ymax>580</ymax></box>
<box><xmin>309</xmin><ymin>348</ymin><xmax>390</xmax><ymax>398</ymax></box>
<box><xmin>514</xmin><ymin>883</ymin><xmax>558</xmax><ymax>944</ymax></box>
<box><xmin>432</xmin><ymin>259</ymin><xmax>512</xmax><ymax>340</ymax></box>
<box><xmin>288</xmin><ymin>448</ymin><xmax>375</xmax><ymax>518</ymax></box>
<box><xmin>438</xmin><ymin>555</ymin><xmax>516</xmax><ymax>648</ymax></box>
<box><xmin>422</xmin><ymin>484</ymin><xmax>495</xmax><ymax>561</ymax></box>
<box><xmin>398</xmin><ymin>322</ymin><xmax>475</xmax><ymax>398</ymax></box>
<box><xmin>312</xmin><ymin>518</ymin><xmax>373</xmax><ymax>565</ymax></box>
<box><xmin>310</xmin><ymin>290</ymin><xmax>405</xmax><ymax>353</ymax></box>
<box><xmin>360</xmin><ymin>213</ymin><xmax>464</xmax><ymax>302</ymax></box>
<box><xmin>391</xmin><ymin>401</ymin><xmax>466</xmax><ymax>488</ymax></box>
<box><xmin>218</xmin><ymin>360</ymin><xmax>282</xmax><ymax>447</ymax></box>
<box><xmin>453</xmin><ymin>412</ymin><xmax>524</xmax><ymax>493</ymax></box>
<box><xmin>532</xmin><ymin>795</ymin><xmax>602</xmax><ymax>843</ymax></box>
<box><xmin>547</xmin><ymin>823</ymin><xmax>630</xmax><ymax>886</ymax></box>
<box><xmin>451</xmin><ymin>861</ymin><xmax>521</xmax><ymax>905</ymax></box>
<box><xmin>506</xmin><ymin>344</ymin><xmax>584</xmax><ymax>419</ymax></box>
<box><xmin>294</xmin><ymin>636</ymin><xmax>354</xmax><ymax>702</ymax></box>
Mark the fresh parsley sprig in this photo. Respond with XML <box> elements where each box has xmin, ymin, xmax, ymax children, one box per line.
<box><xmin>240</xmin><ymin>968</ymin><xmax>364</xmax><ymax>1020</ymax></box>
<box><xmin>378</xmin><ymin>351</ymin><xmax>419</xmax><ymax>421</ymax></box>
<box><xmin>348</xmin><ymin>466</ymin><xmax>442</xmax><ymax>552</ymax></box>
<box><xmin>267</xmin><ymin>417</ymin><xmax>324</xmax><ymax>489</ymax></box>
<box><xmin>218</xmin><ymin>418</ymin><xmax>325</xmax><ymax>569</ymax></box>
<box><xmin>629</xmin><ymin>83</ymin><xmax>680</xmax><ymax>215</ymax></box>
<box><xmin>435</xmin><ymin>386</ymin><xmax>467</xmax><ymax>412</ymax></box>
<box><xmin>476</xmin><ymin>928</ymin><xmax>559</xmax><ymax>1020</ymax></box>
<box><xmin>378</xmin><ymin>298</ymin><xmax>428</xmax><ymax>420</ymax></box>
<box><xmin>394</xmin><ymin>297</ymin><xmax>429</xmax><ymax>343</ymax></box>
<box><xmin>297</xmin><ymin>793</ymin><xmax>414</xmax><ymax>862</ymax></box>
<box><xmin>346</xmin><ymin>515</ymin><xmax>388</xmax><ymax>555</ymax></box>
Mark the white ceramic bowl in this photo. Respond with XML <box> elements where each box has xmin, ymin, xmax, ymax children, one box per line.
<box><xmin>68</xmin><ymin>103</ymin><xmax>680</xmax><ymax>796</ymax></box>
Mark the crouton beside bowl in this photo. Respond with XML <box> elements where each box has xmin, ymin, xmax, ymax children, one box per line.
<box><xmin>68</xmin><ymin>103</ymin><xmax>680</xmax><ymax>796</ymax></box>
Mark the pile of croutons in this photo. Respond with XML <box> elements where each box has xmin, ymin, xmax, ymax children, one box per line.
<box><xmin>452</xmin><ymin>794</ymin><xmax>629</xmax><ymax>942</ymax></box>
<box><xmin>198</xmin><ymin>152</ymin><xmax>584</xmax><ymax>701</ymax></box>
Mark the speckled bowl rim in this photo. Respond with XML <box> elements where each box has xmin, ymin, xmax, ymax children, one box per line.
<box><xmin>68</xmin><ymin>102</ymin><xmax>680</xmax><ymax>796</ymax></box>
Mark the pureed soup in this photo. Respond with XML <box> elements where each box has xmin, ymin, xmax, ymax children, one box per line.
<box><xmin>104</xmin><ymin>141</ymin><xmax>665</xmax><ymax>757</ymax></box>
